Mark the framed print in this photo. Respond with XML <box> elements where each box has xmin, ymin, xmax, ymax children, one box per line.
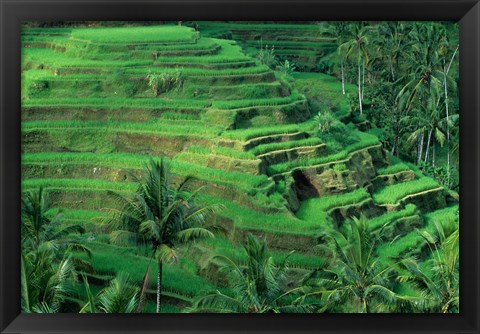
<box><xmin>1</xmin><ymin>0</ymin><xmax>479</xmax><ymax>333</ymax></box>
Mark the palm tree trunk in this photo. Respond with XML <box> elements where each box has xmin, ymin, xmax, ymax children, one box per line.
<box><xmin>443</xmin><ymin>45</ymin><xmax>458</xmax><ymax>186</ymax></box>
<box><xmin>425</xmin><ymin>129</ymin><xmax>432</xmax><ymax>163</ymax></box>
<box><xmin>361</xmin><ymin>60</ymin><xmax>365</xmax><ymax>100</ymax></box>
<box><xmin>432</xmin><ymin>142</ymin><xmax>436</xmax><ymax>168</ymax></box>
<box><xmin>390</xmin><ymin>61</ymin><xmax>395</xmax><ymax>82</ymax></box>
<box><xmin>156</xmin><ymin>259</ymin><xmax>163</xmax><ymax>313</ymax></box>
<box><xmin>341</xmin><ymin>62</ymin><xmax>345</xmax><ymax>95</ymax></box>
<box><xmin>417</xmin><ymin>132</ymin><xmax>424</xmax><ymax>165</ymax></box>
<box><xmin>358</xmin><ymin>63</ymin><xmax>363</xmax><ymax>115</ymax></box>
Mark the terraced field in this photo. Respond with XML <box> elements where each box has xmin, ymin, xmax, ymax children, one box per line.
<box><xmin>21</xmin><ymin>23</ymin><xmax>458</xmax><ymax>313</ymax></box>
<box><xmin>199</xmin><ymin>22</ymin><xmax>337</xmax><ymax>71</ymax></box>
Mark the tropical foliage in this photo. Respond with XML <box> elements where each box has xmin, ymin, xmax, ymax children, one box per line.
<box><xmin>20</xmin><ymin>21</ymin><xmax>459</xmax><ymax>314</ymax></box>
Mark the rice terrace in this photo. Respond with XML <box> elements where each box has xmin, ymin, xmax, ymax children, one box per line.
<box><xmin>21</xmin><ymin>21</ymin><xmax>459</xmax><ymax>313</ymax></box>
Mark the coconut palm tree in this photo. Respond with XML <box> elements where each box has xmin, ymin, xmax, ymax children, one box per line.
<box><xmin>399</xmin><ymin>218</ymin><xmax>459</xmax><ymax>313</ymax></box>
<box><xmin>189</xmin><ymin>234</ymin><xmax>311</xmax><ymax>313</ymax></box>
<box><xmin>339</xmin><ymin>23</ymin><xmax>374</xmax><ymax>115</ymax></box>
<box><xmin>80</xmin><ymin>272</ymin><xmax>140</xmax><ymax>313</ymax></box>
<box><xmin>373</xmin><ymin>22</ymin><xmax>412</xmax><ymax>82</ymax></box>
<box><xmin>21</xmin><ymin>249</ymin><xmax>78</xmax><ymax>313</ymax></box>
<box><xmin>106</xmin><ymin>158</ymin><xmax>219</xmax><ymax>313</ymax></box>
<box><xmin>21</xmin><ymin>187</ymin><xmax>92</xmax><ymax>313</ymax></box>
<box><xmin>397</xmin><ymin>24</ymin><xmax>445</xmax><ymax>165</ymax></box>
<box><xmin>303</xmin><ymin>216</ymin><xmax>419</xmax><ymax>313</ymax></box>
<box><xmin>319</xmin><ymin>22</ymin><xmax>350</xmax><ymax>94</ymax></box>
<box><xmin>22</xmin><ymin>187</ymin><xmax>91</xmax><ymax>258</ymax></box>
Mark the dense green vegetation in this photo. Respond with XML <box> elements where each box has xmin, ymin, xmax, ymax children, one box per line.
<box><xmin>21</xmin><ymin>21</ymin><xmax>459</xmax><ymax>314</ymax></box>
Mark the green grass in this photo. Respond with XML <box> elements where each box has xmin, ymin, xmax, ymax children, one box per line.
<box><xmin>292</xmin><ymin>72</ymin><xmax>356</xmax><ymax>116</ymax></box>
<box><xmin>188</xmin><ymin>145</ymin><xmax>256</xmax><ymax>160</ymax></box>
<box><xmin>268</xmin><ymin>132</ymin><xmax>379</xmax><ymax>175</ymax></box>
<box><xmin>71</xmin><ymin>25</ymin><xmax>198</xmax><ymax>44</ymax></box>
<box><xmin>373</xmin><ymin>178</ymin><xmax>441</xmax><ymax>205</ymax></box>
<box><xmin>23</xmin><ymin>48</ymin><xmax>153</xmax><ymax>68</ymax></box>
<box><xmin>198</xmin><ymin>22</ymin><xmax>326</xmax><ymax>31</ymax></box>
<box><xmin>211</xmin><ymin>92</ymin><xmax>304</xmax><ymax>109</ymax></box>
<box><xmin>222</xmin><ymin>120</ymin><xmax>315</xmax><ymax>141</ymax></box>
<box><xmin>250</xmin><ymin>137</ymin><xmax>323</xmax><ymax>156</ymax></box>
<box><xmin>79</xmin><ymin>241</ymin><xmax>215</xmax><ymax>298</ymax></box>
<box><xmin>23</xmin><ymin>97</ymin><xmax>210</xmax><ymax>109</ymax></box>
<box><xmin>199</xmin><ymin>194</ymin><xmax>325</xmax><ymax>235</ymax></box>
<box><xmin>22</xmin><ymin>27</ymin><xmax>72</xmax><ymax>35</ymax></box>
<box><xmin>244</xmin><ymin>39</ymin><xmax>336</xmax><ymax>49</ymax></box>
<box><xmin>424</xmin><ymin>205</ymin><xmax>459</xmax><ymax>227</ymax></box>
<box><xmin>367</xmin><ymin>204</ymin><xmax>418</xmax><ymax>231</ymax></box>
<box><xmin>23</xmin><ymin>152</ymin><xmax>270</xmax><ymax>193</ymax></box>
<box><xmin>377</xmin><ymin>163</ymin><xmax>412</xmax><ymax>176</ymax></box>
<box><xmin>23</xmin><ymin>119</ymin><xmax>221</xmax><ymax>137</ymax></box>
<box><xmin>154</xmin><ymin>39</ymin><xmax>250</xmax><ymax>64</ymax></box>
<box><xmin>46</xmin><ymin>207</ymin><xmax>107</xmax><ymax>221</ymax></box>
<box><xmin>202</xmin><ymin>237</ymin><xmax>325</xmax><ymax>269</ymax></box>
<box><xmin>375</xmin><ymin>205</ymin><xmax>458</xmax><ymax>269</ymax></box>
<box><xmin>296</xmin><ymin>188</ymin><xmax>371</xmax><ymax>222</ymax></box>
<box><xmin>126</xmin><ymin>64</ymin><xmax>271</xmax><ymax>77</ymax></box>
<box><xmin>22</xmin><ymin>178</ymin><xmax>137</xmax><ymax>192</ymax></box>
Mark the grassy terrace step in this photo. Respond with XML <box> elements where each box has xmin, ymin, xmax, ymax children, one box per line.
<box><xmin>22</xmin><ymin>119</ymin><xmax>221</xmax><ymax>138</ymax></box>
<box><xmin>377</xmin><ymin>163</ymin><xmax>412</xmax><ymax>176</ymax></box>
<box><xmin>199</xmin><ymin>194</ymin><xmax>324</xmax><ymax>237</ymax></box>
<box><xmin>243</xmin><ymin>40</ymin><xmax>336</xmax><ymax>50</ymax></box>
<box><xmin>22</xmin><ymin>178</ymin><xmax>137</xmax><ymax>192</ymax></box>
<box><xmin>296</xmin><ymin>188</ymin><xmax>371</xmax><ymax>223</ymax></box>
<box><xmin>23</xmin><ymin>110</ymin><xmax>203</xmax><ymax>124</ymax></box>
<box><xmin>23</xmin><ymin>44</ymin><xmax>264</xmax><ymax>73</ymax></box>
<box><xmin>79</xmin><ymin>241</ymin><xmax>216</xmax><ymax>299</ymax></box>
<box><xmin>372</xmin><ymin>178</ymin><xmax>442</xmax><ymax>205</ymax></box>
<box><xmin>23</xmin><ymin>97</ymin><xmax>211</xmax><ymax>110</ymax></box>
<box><xmin>250</xmin><ymin>137</ymin><xmax>323</xmax><ymax>156</ymax></box>
<box><xmin>23</xmin><ymin>48</ymin><xmax>152</xmax><ymax>68</ymax></box>
<box><xmin>209</xmin><ymin>82</ymin><xmax>285</xmax><ymax>100</ymax></box>
<box><xmin>221</xmin><ymin>120</ymin><xmax>315</xmax><ymax>142</ymax></box>
<box><xmin>187</xmin><ymin>145</ymin><xmax>256</xmax><ymax>160</ymax></box>
<box><xmin>200</xmin><ymin>22</ymin><xmax>324</xmax><ymax>30</ymax></box>
<box><xmin>126</xmin><ymin>64</ymin><xmax>272</xmax><ymax>78</ymax></box>
<box><xmin>292</xmin><ymin>72</ymin><xmax>356</xmax><ymax>117</ymax></box>
<box><xmin>22</xmin><ymin>152</ymin><xmax>271</xmax><ymax>193</ymax></box>
<box><xmin>71</xmin><ymin>25</ymin><xmax>198</xmax><ymax>44</ymax></box>
<box><xmin>173</xmin><ymin>151</ymin><xmax>264</xmax><ymax>175</ymax></box>
<box><xmin>22</xmin><ymin>27</ymin><xmax>72</xmax><ymax>36</ymax></box>
<box><xmin>211</xmin><ymin>92</ymin><xmax>305</xmax><ymax>110</ymax></box>
<box><xmin>367</xmin><ymin>204</ymin><xmax>418</xmax><ymax>232</ymax></box>
<box><xmin>46</xmin><ymin>208</ymin><xmax>108</xmax><ymax>233</ymax></box>
<box><xmin>375</xmin><ymin>205</ymin><xmax>458</xmax><ymax>269</ymax></box>
<box><xmin>62</xmin><ymin>38</ymin><xmax>222</xmax><ymax>58</ymax></box>
<box><xmin>153</xmin><ymin>39</ymin><xmax>251</xmax><ymax>64</ymax></box>
<box><xmin>202</xmin><ymin>237</ymin><xmax>325</xmax><ymax>270</ymax></box>
<box><xmin>268</xmin><ymin>132</ymin><xmax>380</xmax><ymax>176</ymax></box>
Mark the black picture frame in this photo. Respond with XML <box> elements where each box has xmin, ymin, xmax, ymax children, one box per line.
<box><xmin>1</xmin><ymin>0</ymin><xmax>479</xmax><ymax>333</ymax></box>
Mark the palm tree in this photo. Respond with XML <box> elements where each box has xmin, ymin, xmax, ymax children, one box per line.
<box><xmin>22</xmin><ymin>187</ymin><xmax>91</xmax><ymax>258</ymax></box>
<box><xmin>189</xmin><ymin>234</ymin><xmax>311</xmax><ymax>313</ymax></box>
<box><xmin>397</xmin><ymin>23</ymin><xmax>445</xmax><ymax>164</ymax></box>
<box><xmin>80</xmin><ymin>272</ymin><xmax>140</xmax><ymax>313</ymax></box>
<box><xmin>320</xmin><ymin>22</ymin><xmax>350</xmax><ymax>94</ymax></box>
<box><xmin>106</xmin><ymin>158</ymin><xmax>219</xmax><ymax>313</ymax></box>
<box><xmin>21</xmin><ymin>187</ymin><xmax>92</xmax><ymax>313</ymax></box>
<box><xmin>21</xmin><ymin>250</ymin><xmax>77</xmax><ymax>313</ymax></box>
<box><xmin>399</xmin><ymin>217</ymin><xmax>459</xmax><ymax>313</ymax></box>
<box><xmin>339</xmin><ymin>23</ymin><xmax>374</xmax><ymax>115</ymax></box>
<box><xmin>374</xmin><ymin>22</ymin><xmax>411</xmax><ymax>82</ymax></box>
<box><xmin>303</xmin><ymin>216</ymin><xmax>418</xmax><ymax>313</ymax></box>
<box><xmin>437</xmin><ymin>33</ymin><xmax>459</xmax><ymax>184</ymax></box>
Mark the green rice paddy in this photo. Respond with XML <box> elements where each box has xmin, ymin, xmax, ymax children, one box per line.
<box><xmin>21</xmin><ymin>22</ymin><xmax>457</xmax><ymax>313</ymax></box>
